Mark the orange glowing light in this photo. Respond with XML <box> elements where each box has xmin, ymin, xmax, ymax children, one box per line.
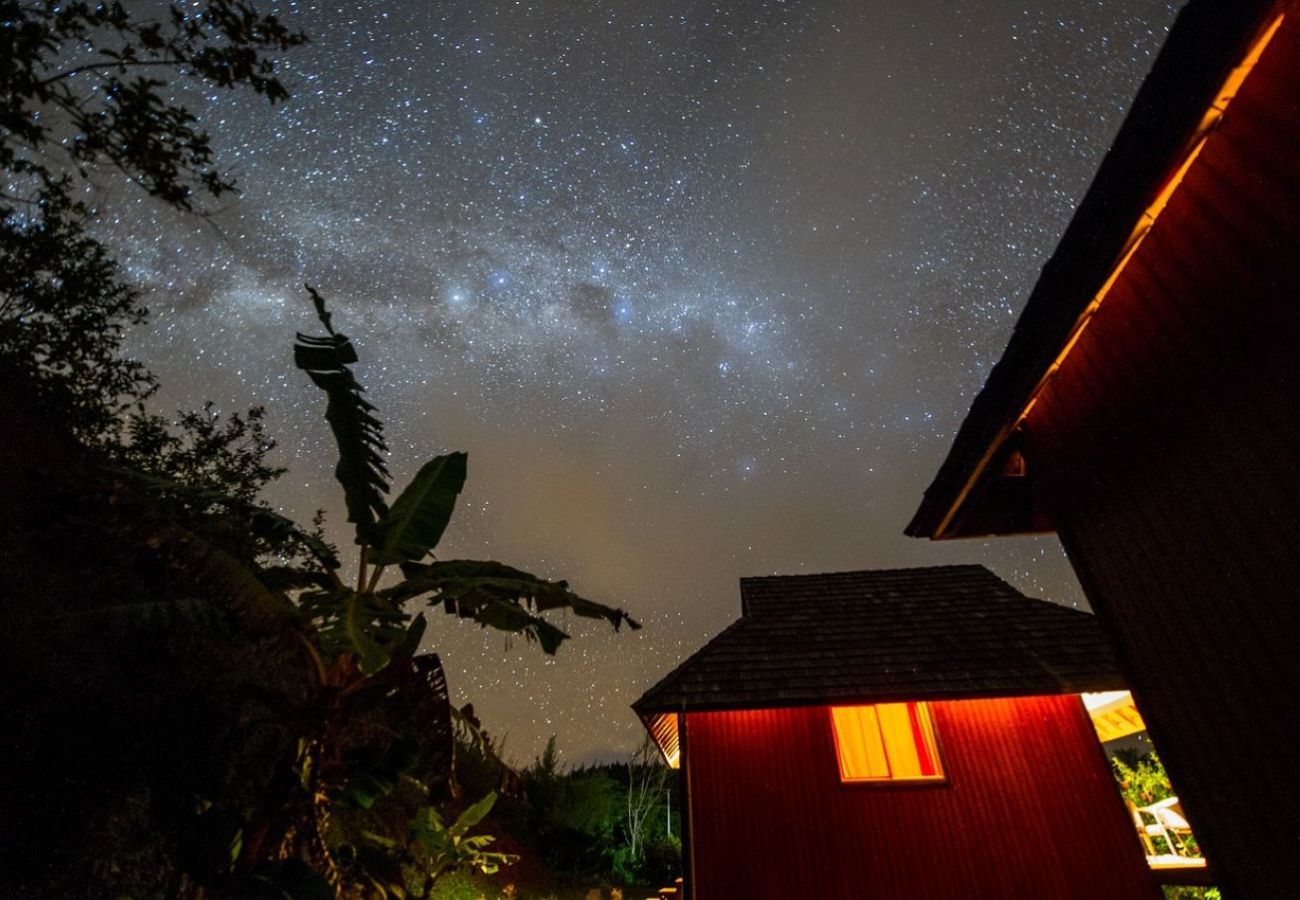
<box><xmin>933</xmin><ymin>9</ymin><xmax>1287</xmax><ymax>539</ymax></box>
<box><xmin>1083</xmin><ymin>690</ymin><xmax>1148</xmax><ymax>743</ymax></box>
<box><xmin>645</xmin><ymin>712</ymin><xmax>681</xmax><ymax>768</ymax></box>
<box><xmin>830</xmin><ymin>703</ymin><xmax>945</xmax><ymax>783</ymax></box>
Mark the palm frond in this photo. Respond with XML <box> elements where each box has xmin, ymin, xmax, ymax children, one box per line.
<box><xmin>143</xmin><ymin>515</ymin><xmax>302</xmax><ymax>636</ymax></box>
<box><xmin>67</xmin><ymin>596</ymin><xmax>232</xmax><ymax>635</ymax></box>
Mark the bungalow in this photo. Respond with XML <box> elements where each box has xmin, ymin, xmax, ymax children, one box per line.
<box><xmin>906</xmin><ymin>1</ymin><xmax>1300</xmax><ymax>895</ymax></box>
<box><xmin>634</xmin><ymin>565</ymin><xmax>1158</xmax><ymax>899</ymax></box>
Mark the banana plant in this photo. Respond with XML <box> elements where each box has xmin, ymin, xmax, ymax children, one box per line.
<box><xmin>119</xmin><ymin>288</ymin><xmax>640</xmax><ymax>895</ymax></box>
<box><xmin>250</xmin><ymin>287</ymin><xmax>640</xmax><ymax>894</ymax></box>
<box><xmin>292</xmin><ymin>286</ymin><xmax>639</xmax><ymax>673</ymax></box>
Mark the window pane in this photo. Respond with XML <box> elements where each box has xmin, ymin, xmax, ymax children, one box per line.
<box><xmin>831</xmin><ymin>703</ymin><xmax>944</xmax><ymax>782</ymax></box>
<box><xmin>831</xmin><ymin>705</ymin><xmax>890</xmax><ymax>779</ymax></box>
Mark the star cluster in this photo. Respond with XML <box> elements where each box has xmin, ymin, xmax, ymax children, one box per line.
<box><xmin>111</xmin><ymin>0</ymin><xmax>1176</xmax><ymax>763</ymax></box>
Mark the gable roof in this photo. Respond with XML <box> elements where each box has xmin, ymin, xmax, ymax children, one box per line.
<box><xmin>906</xmin><ymin>0</ymin><xmax>1282</xmax><ymax>538</ymax></box>
<box><xmin>633</xmin><ymin>564</ymin><xmax>1122</xmax><ymax>717</ymax></box>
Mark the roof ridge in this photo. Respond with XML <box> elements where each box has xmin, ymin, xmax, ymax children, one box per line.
<box><xmin>739</xmin><ymin>563</ymin><xmax>990</xmax><ymax>584</ymax></box>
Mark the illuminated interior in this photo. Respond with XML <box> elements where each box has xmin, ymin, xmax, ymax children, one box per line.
<box><xmin>644</xmin><ymin>711</ymin><xmax>681</xmax><ymax>768</ymax></box>
<box><xmin>1082</xmin><ymin>690</ymin><xmax>1147</xmax><ymax>742</ymax></box>
<box><xmin>830</xmin><ymin>703</ymin><xmax>944</xmax><ymax>783</ymax></box>
<box><xmin>1084</xmin><ymin>690</ymin><xmax>1208</xmax><ymax>877</ymax></box>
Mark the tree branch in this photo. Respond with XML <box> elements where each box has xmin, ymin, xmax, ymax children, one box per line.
<box><xmin>38</xmin><ymin>58</ymin><xmax>185</xmax><ymax>86</ymax></box>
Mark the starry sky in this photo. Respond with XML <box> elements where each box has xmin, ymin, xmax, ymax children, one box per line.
<box><xmin>110</xmin><ymin>0</ymin><xmax>1179</xmax><ymax>764</ymax></box>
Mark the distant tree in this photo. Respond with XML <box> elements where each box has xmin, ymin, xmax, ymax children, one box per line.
<box><xmin>522</xmin><ymin>736</ymin><xmax>621</xmax><ymax>878</ymax></box>
<box><xmin>623</xmin><ymin>735</ymin><xmax>669</xmax><ymax>863</ymax></box>
<box><xmin>609</xmin><ymin>735</ymin><xmax>674</xmax><ymax>886</ymax></box>
<box><xmin>0</xmin><ymin>195</ymin><xmax>155</xmax><ymax>438</ymax></box>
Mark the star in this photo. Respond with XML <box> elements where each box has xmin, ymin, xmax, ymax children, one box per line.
<box><xmin>111</xmin><ymin>0</ymin><xmax>1179</xmax><ymax>763</ymax></box>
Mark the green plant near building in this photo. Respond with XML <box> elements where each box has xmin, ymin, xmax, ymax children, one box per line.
<box><xmin>1111</xmin><ymin>750</ymin><xmax>1176</xmax><ymax>807</ymax></box>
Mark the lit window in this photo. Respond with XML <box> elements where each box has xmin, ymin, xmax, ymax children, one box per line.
<box><xmin>830</xmin><ymin>703</ymin><xmax>945</xmax><ymax>783</ymax></box>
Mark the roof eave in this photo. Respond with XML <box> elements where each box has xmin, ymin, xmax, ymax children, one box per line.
<box><xmin>633</xmin><ymin>674</ymin><xmax>1129</xmax><ymax>717</ymax></box>
<box><xmin>907</xmin><ymin>0</ymin><xmax>1281</xmax><ymax>540</ymax></box>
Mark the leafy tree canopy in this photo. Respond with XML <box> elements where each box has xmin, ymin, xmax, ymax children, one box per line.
<box><xmin>2</xmin><ymin>0</ymin><xmax>305</xmax><ymax>211</ymax></box>
<box><xmin>1</xmin><ymin>0</ymin><xmax>311</xmax><ymax>548</ymax></box>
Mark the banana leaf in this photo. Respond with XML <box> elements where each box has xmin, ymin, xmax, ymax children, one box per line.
<box><xmin>295</xmin><ymin>286</ymin><xmax>389</xmax><ymax>546</ymax></box>
<box><xmin>368</xmin><ymin>452</ymin><xmax>467</xmax><ymax>566</ymax></box>
<box><xmin>390</xmin><ymin>559</ymin><xmax>640</xmax><ymax>637</ymax></box>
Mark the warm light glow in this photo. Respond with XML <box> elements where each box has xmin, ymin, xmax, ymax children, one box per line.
<box><xmin>644</xmin><ymin>712</ymin><xmax>681</xmax><ymax>768</ymax></box>
<box><xmin>1083</xmin><ymin>690</ymin><xmax>1147</xmax><ymax>742</ymax></box>
<box><xmin>830</xmin><ymin>703</ymin><xmax>944</xmax><ymax>782</ymax></box>
<box><xmin>933</xmin><ymin>9</ymin><xmax>1288</xmax><ymax>539</ymax></box>
<box><xmin>1148</xmin><ymin>855</ymin><xmax>1207</xmax><ymax>871</ymax></box>
<box><xmin>1081</xmin><ymin>690</ymin><xmax>1130</xmax><ymax>711</ymax></box>
<box><xmin>1016</xmin><ymin>9</ymin><xmax>1285</xmax><ymax>441</ymax></box>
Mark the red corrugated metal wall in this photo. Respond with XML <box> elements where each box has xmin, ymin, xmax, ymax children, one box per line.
<box><xmin>683</xmin><ymin>697</ymin><xmax>1156</xmax><ymax>899</ymax></box>
<box><xmin>1021</xmin><ymin>9</ymin><xmax>1300</xmax><ymax>898</ymax></box>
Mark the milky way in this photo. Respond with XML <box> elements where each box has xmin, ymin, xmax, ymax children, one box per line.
<box><xmin>107</xmin><ymin>0</ymin><xmax>1177</xmax><ymax>762</ymax></box>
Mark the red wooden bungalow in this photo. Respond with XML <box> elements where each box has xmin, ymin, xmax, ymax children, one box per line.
<box><xmin>634</xmin><ymin>565</ymin><xmax>1158</xmax><ymax>899</ymax></box>
<box><xmin>906</xmin><ymin>1</ymin><xmax>1300</xmax><ymax>895</ymax></box>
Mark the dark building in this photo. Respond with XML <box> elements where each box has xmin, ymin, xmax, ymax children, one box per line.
<box><xmin>907</xmin><ymin>2</ymin><xmax>1300</xmax><ymax>896</ymax></box>
<box><xmin>634</xmin><ymin>565</ymin><xmax>1157</xmax><ymax>899</ymax></box>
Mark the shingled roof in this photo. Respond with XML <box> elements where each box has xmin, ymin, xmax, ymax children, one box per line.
<box><xmin>633</xmin><ymin>564</ymin><xmax>1122</xmax><ymax>717</ymax></box>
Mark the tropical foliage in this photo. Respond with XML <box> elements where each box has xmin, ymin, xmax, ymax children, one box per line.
<box><xmin>207</xmin><ymin>289</ymin><xmax>642</xmax><ymax>895</ymax></box>
<box><xmin>451</xmin><ymin>734</ymin><xmax>680</xmax><ymax>895</ymax></box>
<box><xmin>2</xmin><ymin>5</ymin><xmax>319</xmax><ymax>891</ymax></box>
<box><xmin>1110</xmin><ymin>749</ymin><xmax>1176</xmax><ymax>808</ymax></box>
<box><xmin>2</xmin><ymin>3</ymin><xmax>643</xmax><ymax>895</ymax></box>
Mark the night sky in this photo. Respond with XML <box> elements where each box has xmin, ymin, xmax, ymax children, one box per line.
<box><xmin>108</xmin><ymin>1</ymin><xmax>1178</xmax><ymax>763</ymax></box>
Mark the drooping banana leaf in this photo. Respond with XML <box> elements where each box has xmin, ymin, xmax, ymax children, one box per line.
<box><xmin>294</xmin><ymin>286</ymin><xmax>389</xmax><ymax>546</ymax></box>
<box><xmin>392</xmin><ymin>560</ymin><xmax>640</xmax><ymax>629</ymax></box>
<box><xmin>393</xmin><ymin>650</ymin><xmax>455</xmax><ymax>799</ymax></box>
<box><xmin>368</xmin><ymin>452</ymin><xmax>467</xmax><ymax>566</ymax></box>
<box><xmin>451</xmin><ymin>590</ymin><xmax>571</xmax><ymax>654</ymax></box>
<box><xmin>330</xmin><ymin>645</ymin><xmax>454</xmax><ymax>813</ymax></box>
<box><xmin>386</xmin><ymin>567</ymin><xmax>569</xmax><ymax>652</ymax></box>
<box><xmin>382</xmin><ymin>560</ymin><xmax>639</xmax><ymax>655</ymax></box>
